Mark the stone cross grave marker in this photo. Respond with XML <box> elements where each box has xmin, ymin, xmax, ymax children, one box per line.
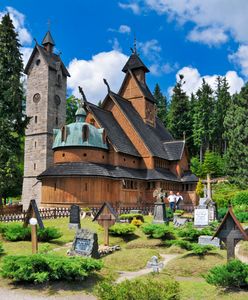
<box><xmin>69</xmin><ymin>204</ymin><xmax>81</xmax><ymax>229</ymax></box>
<box><xmin>147</xmin><ymin>256</ymin><xmax>164</xmax><ymax>273</ymax></box>
<box><xmin>68</xmin><ymin>228</ymin><xmax>99</xmax><ymax>258</ymax></box>
<box><xmin>93</xmin><ymin>202</ymin><xmax>118</xmax><ymax>246</ymax></box>
<box><xmin>212</xmin><ymin>206</ymin><xmax>248</xmax><ymax>260</ymax></box>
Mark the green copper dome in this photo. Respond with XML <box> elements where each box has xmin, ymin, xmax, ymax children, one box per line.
<box><xmin>53</xmin><ymin>106</ymin><xmax>108</xmax><ymax>149</ymax></box>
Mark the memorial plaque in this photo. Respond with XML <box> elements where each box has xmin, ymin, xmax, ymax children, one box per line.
<box><xmin>194</xmin><ymin>208</ymin><xmax>209</xmax><ymax>226</ymax></box>
<box><xmin>69</xmin><ymin>204</ymin><xmax>81</xmax><ymax>229</ymax></box>
<box><xmin>198</xmin><ymin>235</ymin><xmax>220</xmax><ymax>248</ymax></box>
<box><xmin>173</xmin><ymin>216</ymin><xmax>188</xmax><ymax>227</ymax></box>
<box><xmin>68</xmin><ymin>228</ymin><xmax>99</xmax><ymax>258</ymax></box>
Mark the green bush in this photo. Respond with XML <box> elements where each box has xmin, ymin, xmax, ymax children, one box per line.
<box><xmin>1</xmin><ymin>254</ymin><xmax>103</xmax><ymax>283</ymax></box>
<box><xmin>234</xmin><ymin>211</ymin><xmax>248</xmax><ymax>223</ymax></box>
<box><xmin>232</xmin><ymin>191</ymin><xmax>248</xmax><ymax>207</ymax></box>
<box><xmin>217</xmin><ymin>207</ymin><xmax>228</xmax><ymax>220</ymax></box>
<box><xmin>191</xmin><ymin>244</ymin><xmax>214</xmax><ymax>256</ymax></box>
<box><xmin>174</xmin><ymin>210</ymin><xmax>184</xmax><ymax>216</ymax></box>
<box><xmin>1</xmin><ymin>224</ymin><xmax>62</xmax><ymax>242</ymax></box>
<box><xmin>167</xmin><ymin>208</ymin><xmax>173</xmax><ymax>219</ymax></box>
<box><xmin>95</xmin><ymin>277</ymin><xmax>180</xmax><ymax>300</ymax></box>
<box><xmin>205</xmin><ymin>259</ymin><xmax>248</xmax><ymax>288</ymax></box>
<box><xmin>131</xmin><ymin>218</ymin><xmax>143</xmax><ymax>227</ymax></box>
<box><xmin>165</xmin><ymin>239</ymin><xmax>193</xmax><ymax>250</ymax></box>
<box><xmin>212</xmin><ymin>182</ymin><xmax>241</xmax><ymax>207</ymax></box>
<box><xmin>119</xmin><ymin>213</ymin><xmax>144</xmax><ymax>222</ymax></box>
<box><xmin>141</xmin><ymin>224</ymin><xmax>175</xmax><ymax>240</ymax></box>
<box><xmin>177</xmin><ymin>223</ymin><xmax>213</xmax><ymax>242</ymax></box>
<box><xmin>109</xmin><ymin>223</ymin><xmax>136</xmax><ymax>236</ymax></box>
<box><xmin>37</xmin><ymin>227</ymin><xmax>62</xmax><ymax>242</ymax></box>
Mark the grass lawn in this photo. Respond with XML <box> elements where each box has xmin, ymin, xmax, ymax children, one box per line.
<box><xmin>0</xmin><ymin>216</ymin><xmax>248</xmax><ymax>299</ymax></box>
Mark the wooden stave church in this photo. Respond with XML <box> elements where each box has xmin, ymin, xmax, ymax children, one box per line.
<box><xmin>25</xmin><ymin>32</ymin><xmax>198</xmax><ymax>208</ymax></box>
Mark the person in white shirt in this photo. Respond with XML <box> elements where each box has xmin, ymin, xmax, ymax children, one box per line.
<box><xmin>176</xmin><ymin>192</ymin><xmax>183</xmax><ymax>210</ymax></box>
<box><xmin>167</xmin><ymin>191</ymin><xmax>176</xmax><ymax>211</ymax></box>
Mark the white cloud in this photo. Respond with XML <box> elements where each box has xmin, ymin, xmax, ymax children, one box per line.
<box><xmin>108</xmin><ymin>24</ymin><xmax>131</xmax><ymax>34</ymax></box>
<box><xmin>229</xmin><ymin>45</ymin><xmax>248</xmax><ymax>78</ymax></box>
<box><xmin>126</xmin><ymin>1</ymin><xmax>248</xmax><ymax>45</ymax></box>
<box><xmin>187</xmin><ymin>27</ymin><xmax>228</xmax><ymax>46</ymax></box>
<box><xmin>150</xmin><ymin>62</ymin><xmax>179</xmax><ymax>76</ymax></box>
<box><xmin>169</xmin><ymin>66</ymin><xmax>244</xmax><ymax>96</ymax></box>
<box><xmin>67</xmin><ymin>50</ymin><xmax>128</xmax><ymax>103</ymax></box>
<box><xmin>0</xmin><ymin>6</ymin><xmax>32</xmax><ymax>45</ymax></box>
<box><xmin>21</xmin><ymin>47</ymin><xmax>33</xmax><ymax>67</ymax></box>
<box><xmin>138</xmin><ymin>39</ymin><xmax>161</xmax><ymax>61</ymax></box>
<box><xmin>118</xmin><ymin>2</ymin><xmax>141</xmax><ymax>14</ymax></box>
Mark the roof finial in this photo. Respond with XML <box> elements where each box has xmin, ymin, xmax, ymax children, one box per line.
<box><xmin>78</xmin><ymin>86</ymin><xmax>87</xmax><ymax>105</ymax></box>
<box><xmin>130</xmin><ymin>32</ymin><xmax>137</xmax><ymax>54</ymax></box>
<box><xmin>103</xmin><ymin>78</ymin><xmax>110</xmax><ymax>93</ymax></box>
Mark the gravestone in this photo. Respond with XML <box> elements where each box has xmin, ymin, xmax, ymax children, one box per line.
<box><xmin>147</xmin><ymin>256</ymin><xmax>164</xmax><ymax>273</ymax></box>
<box><xmin>173</xmin><ymin>216</ymin><xmax>189</xmax><ymax>227</ymax></box>
<box><xmin>68</xmin><ymin>228</ymin><xmax>99</xmax><ymax>258</ymax></box>
<box><xmin>69</xmin><ymin>204</ymin><xmax>81</xmax><ymax>229</ymax></box>
<box><xmin>213</xmin><ymin>206</ymin><xmax>248</xmax><ymax>260</ymax></box>
<box><xmin>194</xmin><ymin>207</ymin><xmax>209</xmax><ymax>227</ymax></box>
<box><xmin>153</xmin><ymin>188</ymin><xmax>167</xmax><ymax>224</ymax></box>
<box><xmin>198</xmin><ymin>235</ymin><xmax>220</xmax><ymax>248</ymax></box>
<box><xmin>93</xmin><ymin>202</ymin><xmax>117</xmax><ymax>246</ymax></box>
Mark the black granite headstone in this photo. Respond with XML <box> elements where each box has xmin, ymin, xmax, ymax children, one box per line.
<box><xmin>69</xmin><ymin>204</ymin><xmax>81</xmax><ymax>229</ymax></box>
<box><xmin>153</xmin><ymin>202</ymin><xmax>167</xmax><ymax>224</ymax></box>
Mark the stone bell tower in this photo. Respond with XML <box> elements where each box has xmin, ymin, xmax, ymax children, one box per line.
<box><xmin>22</xmin><ymin>31</ymin><xmax>70</xmax><ymax>208</ymax></box>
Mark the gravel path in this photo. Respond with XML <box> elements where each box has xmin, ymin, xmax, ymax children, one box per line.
<box><xmin>116</xmin><ymin>254</ymin><xmax>178</xmax><ymax>283</ymax></box>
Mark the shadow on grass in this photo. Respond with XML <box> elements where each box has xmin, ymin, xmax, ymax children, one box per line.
<box><xmin>121</xmin><ymin>233</ymin><xmax>139</xmax><ymax>243</ymax></box>
<box><xmin>7</xmin><ymin>272</ymin><xmax>104</xmax><ymax>295</ymax></box>
<box><xmin>181</xmin><ymin>251</ymin><xmax>223</xmax><ymax>260</ymax></box>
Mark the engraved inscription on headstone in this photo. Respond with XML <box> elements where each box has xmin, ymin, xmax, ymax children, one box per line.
<box><xmin>69</xmin><ymin>204</ymin><xmax>81</xmax><ymax>229</ymax></box>
<box><xmin>68</xmin><ymin>228</ymin><xmax>99</xmax><ymax>258</ymax></box>
<box><xmin>194</xmin><ymin>208</ymin><xmax>209</xmax><ymax>226</ymax></box>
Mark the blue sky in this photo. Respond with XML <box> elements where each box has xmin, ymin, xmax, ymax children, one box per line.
<box><xmin>1</xmin><ymin>0</ymin><xmax>247</xmax><ymax>103</ymax></box>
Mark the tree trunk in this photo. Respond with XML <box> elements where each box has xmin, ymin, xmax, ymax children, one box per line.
<box><xmin>200</xmin><ymin>144</ymin><xmax>203</xmax><ymax>163</ymax></box>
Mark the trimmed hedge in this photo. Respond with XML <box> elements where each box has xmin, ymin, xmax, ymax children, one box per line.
<box><xmin>109</xmin><ymin>223</ymin><xmax>136</xmax><ymax>236</ymax></box>
<box><xmin>205</xmin><ymin>259</ymin><xmax>248</xmax><ymax>288</ymax></box>
<box><xmin>0</xmin><ymin>223</ymin><xmax>62</xmax><ymax>242</ymax></box>
<box><xmin>177</xmin><ymin>223</ymin><xmax>213</xmax><ymax>242</ymax></box>
<box><xmin>165</xmin><ymin>240</ymin><xmax>215</xmax><ymax>256</ymax></box>
<box><xmin>141</xmin><ymin>224</ymin><xmax>175</xmax><ymax>240</ymax></box>
<box><xmin>95</xmin><ymin>277</ymin><xmax>180</xmax><ymax>300</ymax></box>
<box><xmin>0</xmin><ymin>242</ymin><xmax>4</xmax><ymax>255</ymax></box>
<box><xmin>1</xmin><ymin>254</ymin><xmax>103</xmax><ymax>283</ymax></box>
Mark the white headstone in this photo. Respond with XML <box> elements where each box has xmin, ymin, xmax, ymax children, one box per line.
<box><xmin>194</xmin><ymin>208</ymin><xmax>209</xmax><ymax>226</ymax></box>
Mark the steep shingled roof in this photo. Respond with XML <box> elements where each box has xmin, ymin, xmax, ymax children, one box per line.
<box><xmin>122</xmin><ymin>53</ymin><xmax>149</xmax><ymax>73</ymax></box>
<box><xmin>87</xmin><ymin>103</ymin><xmax>140</xmax><ymax>157</ymax></box>
<box><xmin>163</xmin><ymin>141</ymin><xmax>185</xmax><ymax>161</ymax></box>
<box><xmin>38</xmin><ymin>162</ymin><xmax>180</xmax><ymax>182</ymax></box>
<box><xmin>42</xmin><ymin>31</ymin><xmax>55</xmax><ymax>46</ymax></box>
<box><xmin>109</xmin><ymin>92</ymin><xmax>180</xmax><ymax>160</ymax></box>
<box><xmin>24</xmin><ymin>44</ymin><xmax>70</xmax><ymax>77</ymax></box>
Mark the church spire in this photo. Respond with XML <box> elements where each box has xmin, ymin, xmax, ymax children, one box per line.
<box><xmin>42</xmin><ymin>31</ymin><xmax>55</xmax><ymax>53</ymax></box>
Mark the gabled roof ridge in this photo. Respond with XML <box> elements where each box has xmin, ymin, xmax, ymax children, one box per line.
<box><xmin>213</xmin><ymin>206</ymin><xmax>248</xmax><ymax>240</ymax></box>
<box><xmin>163</xmin><ymin>140</ymin><xmax>185</xmax><ymax>144</ymax></box>
<box><xmin>87</xmin><ymin>101</ymin><xmax>112</xmax><ymax>114</ymax></box>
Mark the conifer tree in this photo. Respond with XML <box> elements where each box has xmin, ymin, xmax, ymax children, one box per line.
<box><xmin>214</xmin><ymin>76</ymin><xmax>231</xmax><ymax>154</ymax></box>
<box><xmin>0</xmin><ymin>14</ymin><xmax>28</xmax><ymax>203</ymax></box>
<box><xmin>193</xmin><ymin>79</ymin><xmax>215</xmax><ymax>162</ymax></box>
<box><xmin>153</xmin><ymin>83</ymin><xmax>167</xmax><ymax>126</ymax></box>
<box><xmin>224</xmin><ymin>83</ymin><xmax>248</xmax><ymax>185</ymax></box>
<box><xmin>167</xmin><ymin>75</ymin><xmax>191</xmax><ymax>141</ymax></box>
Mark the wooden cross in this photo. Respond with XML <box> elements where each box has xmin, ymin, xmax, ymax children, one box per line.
<box><xmin>93</xmin><ymin>202</ymin><xmax>117</xmax><ymax>246</ymax></box>
<box><xmin>213</xmin><ymin>206</ymin><xmax>248</xmax><ymax>260</ymax></box>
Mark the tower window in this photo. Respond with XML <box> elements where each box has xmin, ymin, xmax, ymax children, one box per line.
<box><xmin>57</xmin><ymin>74</ymin><xmax>62</xmax><ymax>86</ymax></box>
<box><xmin>55</xmin><ymin>117</ymin><xmax>58</xmax><ymax>126</ymax></box>
<box><xmin>34</xmin><ymin>163</ymin><xmax>36</xmax><ymax>170</ymax></box>
<box><xmin>82</xmin><ymin>125</ymin><xmax>89</xmax><ymax>142</ymax></box>
<box><xmin>54</xmin><ymin>182</ymin><xmax>57</xmax><ymax>191</ymax></box>
<box><xmin>34</xmin><ymin>116</ymin><xmax>38</xmax><ymax>123</ymax></box>
<box><xmin>34</xmin><ymin>141</ymin><xmax>37</xmax><ymax>148</ymax></box>
<box><xmin>36</xmin><ymin>59</ymin><xmax>40</xmax><ymax>66</ymax></box>
<box><xmin>83</xmin><ymin>153</ymin><xmax>87</xmax><ymax>157</ymax></box>
<box><xmin>33</xmin><ymin>93</ymin><xmax>40</xmax><ymax>103</ymax></box>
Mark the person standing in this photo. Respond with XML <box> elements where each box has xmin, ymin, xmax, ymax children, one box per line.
<box><xmin>167</xmin><ymin>191</ymin><xmax>176</xmax><ymax>211</ymax></box>
<box><xmin>176</xmin><ymin>192</ymin><xmax>183</xmax><ymax>210</ymax></box>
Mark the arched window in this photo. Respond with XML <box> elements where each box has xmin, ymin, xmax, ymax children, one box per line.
<box><xmin>61</xmin><ymin>126</ymin><xmax>67</xmax><ymax>142</ymax></box>
<box><xmin>57</xmin><ymin>74</ymin><xmax>62</xmax><ymax>86</ymax></box>
<box><xmin>82</xmin><ymin>125</ymin><xmax>89</xmax><ymax>142</ymax></box>
<box><xmin>102</xmin><ymin>129</ymin><xmax>107</xmax><ymax>144</ymax></box>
